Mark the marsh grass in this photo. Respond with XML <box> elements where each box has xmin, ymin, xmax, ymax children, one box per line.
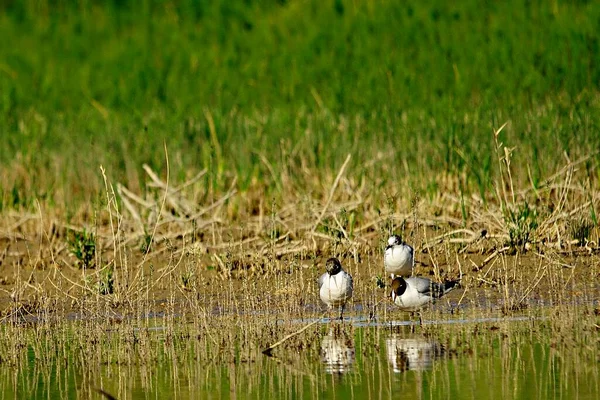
<box><xmin>0</xmin><ymin>1</ymin><xmax>600</xmax><ymax>397</ymax></box>
<box><xmin>0</xmin><ymin>139</ymin><xmax>598</xmax><ymax>319</ymax></box>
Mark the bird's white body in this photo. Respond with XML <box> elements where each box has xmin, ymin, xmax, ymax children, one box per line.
<box><xmin>321</xmin><ymin>330</ymin><xmax>355</xmax><ymax>374</ymax></box>
<box><xmin>390</xmin><ymin>277</ymin><xmax>458</xmax><ymax>312</ymax></box>
<box><xmin>386</xmin><ymin>336</ymin><xmax>443</xmax><ymax>372</ymax></box>
<box><xmin>319</xmin><ymin>270</ymin><xmax>353</xmax><ymax>308</ymax></box>
<box><xmin>384</xmin><ymin>235</ymin><xmax>414</xmax><ymax>278</ymax></box>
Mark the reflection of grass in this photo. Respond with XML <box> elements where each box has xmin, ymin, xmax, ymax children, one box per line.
<box><xmin>0</xmin><ymin>302</ymin><xmax>597</xmax><ymax>398</ymax></box>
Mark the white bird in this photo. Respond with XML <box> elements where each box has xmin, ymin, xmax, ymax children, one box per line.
<box><xmin>321</xmin><ymin>328</ymin><xmax>355</xmax><ymax>374</ymax></box>
<box><xmin>390</xmin><ymin>276</ymin><xmax>460</xmax><ymax>312</ymax></box>
<box><xmin>384</xmin><ymin>234</ymin><xmax>414</xmax><ymax>278</ymax></box>
<box><xmin>386</xmin><ymin>335</ymin><xmax>443</xmax><ymax>372</ymax></box>
<box><xmin>318</xmin><ymin>258</ymin><xmax>353</xmax><ymax>320</ymax></box>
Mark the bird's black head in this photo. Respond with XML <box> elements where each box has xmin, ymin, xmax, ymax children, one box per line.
<box><xmin>390</xmin><ymin>277</ymin><xmax>407</xmax><ymax>299</ymax></box>
<box><xmin>325</xmin><ymin>258</ymin><xmax>343</xmax><ymax>275</ymax></box>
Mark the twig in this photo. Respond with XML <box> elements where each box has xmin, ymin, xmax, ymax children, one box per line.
<box><xmin>143</xmin><ymin>163</ymin><xmax>195</xmax><ymax>215</ymax></box>
<box><xmin>534</xmin><ymin>252</ymin><xmax>575</xmax><ymax>269</ymax></box>
<box><xmin>477</xmin><ymin>246</ymin><xmax>510</xmax><ymax>271</ymax></box>
<box><xmin>311</xmin><ymin>154</ymin><xmax>352</xmax><ymax>233</ymax></box>
<box><xmin>143</xmin><ymin>145</ymin><xmax>169</xmax><ymax>255</ymax></box>
<box><xmin>116</xmin><ymin>184</ymin><xmax>145</xmax><ymax>233</ymax></box>
<box><xmin>517</xmin><ymin>262</ymin><xmax>548</xmax><ymax>305</ymax></box>
<box><xmin>255</xmin><ymin>151</ymin><xmax>283</xmax><ymax>194</ymax></box>
<box><xmin>518</xmin><ymin>152</ymin><xmax>598</xmax><ymax>195</ymax></box>
<box><xmin>455</xmin><ymin>281</ymin><xmax>468</xmax><ymax>307</ymax></box>
<box><xmin>171</xmin><ymin>168</ymin><xmax>208</xmax><ymax>194</ymax></box>
<box><xmin>185</xmin><ymin>188</ymin><xmax>237</xmax><ymax>222</ymax></box>
<box><xmin>93</xmin><ymin>388</ymin><xmax>118</xmax><ymax>400</ymax></box>
<box><xmin>369</xmin><ymin>296</ymin><xmax>389</xmax><ymax>320</ymax></box>
<box><xmin>117</xmin><ymin>183</ymin><xmax>154</xmax><ymax>208</ymax></box>
<box><xmin>477</xmin><ymin>277</ymin><xmax>498</xmax><ymax>286</ymax></box>
<box><xmin>262</xmin><ymin>314</ymin><xmax>325</xmax><ymax>356</ymax></box>
<box><xmin>421</xmin><ymin>228</ymin><xmax>479</xmax><ymax>250</ymax></box>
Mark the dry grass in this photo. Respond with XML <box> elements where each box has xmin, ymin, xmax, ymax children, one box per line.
<box><xmin>0</xmin><ymin>136</ymin><xmax>598</xmax><ymax>317</ymax></box>
<box><xmin>0</xmin><ymin>135</ymin><xmax>598</xmax><ymax>398</ymax></box>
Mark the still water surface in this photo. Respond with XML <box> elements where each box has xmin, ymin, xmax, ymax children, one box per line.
<box><xmin>2</xmin><ymin>315</ymin><xmax>598</xmax><ymax>399</ymax></box>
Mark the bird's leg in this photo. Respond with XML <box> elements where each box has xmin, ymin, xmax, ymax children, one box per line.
<box><xmin>338</xmin><ymin>304</ymin><xmax>345</xmax><ymax>322</ymax></box>
<box><xmin>409</xmin><ymin>312</ymin><xmax>416</xmax><ymax>333</ymax></box>
<box><xmin>418</xmin><ymin>311</ymin><xmax>424</xmax><ymax>327</ymax></box>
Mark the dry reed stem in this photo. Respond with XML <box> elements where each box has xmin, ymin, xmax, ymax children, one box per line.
<box><xmin>262</xmin><ymin>314</ymin><xmax>325</xmax><ymax>356</ymax></box>
<box><xmin>311</xmin><ymin>154</ymin><xmax>352</xmax><ymax>234</ymax></box>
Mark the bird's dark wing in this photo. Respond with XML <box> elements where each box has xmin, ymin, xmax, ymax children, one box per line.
<box><xmin>443</xmin><ymin>280</ymin><xmax>461</xmax><ymax>294</ymax></box>
<box><xmin>408</xmin><ymin>277</ymin><xmax>446</xmax><ymax>298</ymax></box>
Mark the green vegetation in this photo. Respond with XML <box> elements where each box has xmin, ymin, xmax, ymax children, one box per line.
<box><xmin>505</xmin><ymin>202</ymin><xmax>538</xmax><ymax>252</ymax></box>
<box><xmin>67</xmin><ymin>228</ymin><xmax>96</xmax><ymax>268</ymax></box>
<box><xmin>569</xmin><ymin>217</ymin><xmax>594</xmax><ymax>245</ymax></box>
<box><xmin>1</xmin><ymin>0</ymin><xmax>599</xmax><ymax>211</ymax></box>
<box><xmin>0</xmin><ymin>2</ymin><xmax>599</xmax><ymax>398</ymax></box>
<box><xmin>96</xmin><ymin>264</ymin><xmax>114</xmax><ymax>294</ymax></box>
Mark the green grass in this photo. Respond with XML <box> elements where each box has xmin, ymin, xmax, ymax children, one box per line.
<box><xmin>0</xmin><ymin>0</ymin><xmax>599</xmax><ymax>212</ymax></box>
<box><xmin>67</xmin><ymin>228</ymin><xmax>97</xmax><ymax>268</ymax></box>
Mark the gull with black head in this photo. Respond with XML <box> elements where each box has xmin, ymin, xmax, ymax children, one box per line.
<box><xmin>318</xmin><ymin>258</ymin><xmax>353</xmax><ymax>321</ymax></box>
<box><xmin>390</xmin><ymin>276</ymin><xmax>460</xmax><ymax>325</ymax></box>
<box><xmin>384</xmin><ymin>234</ymin><xmax>415</xmax><ymax>278</ymax></box>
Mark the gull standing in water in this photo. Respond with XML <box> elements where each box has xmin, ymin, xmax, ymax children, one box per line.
<box><xmin>319</xmin><ymin>258</ymin><xmax>353</xmax><ymax>320</ymax></box>
<box><xmin>390</xmin><ymin>276</ymin><xmax>460</xmax><ymax>325</ymax></box>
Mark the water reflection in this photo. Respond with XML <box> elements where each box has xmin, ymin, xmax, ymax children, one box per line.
<box><xmin>321</xmin><ymin>328</ymin><xmax>355</xmax><ymax>374</ymax></box>
<box><xmin>386</xmin><ymin>335</ymin><xmax>444</xmax><ymax>372</ymax></box>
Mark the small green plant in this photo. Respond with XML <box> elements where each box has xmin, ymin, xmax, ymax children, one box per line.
<box><xmin>505</xmin><ymin>202</ymin><xmax>538</xmax><ymax>252</ymax></box>
<box><xmin>181</xmin><ymin>269</ymin><xmax>195</xmax><ymax>291</ymax></box>
<box><xmin>97</xmin><ymin>266</ymin><xmax>115</xmax><ymax>295</ymax></box>
<box><xmin>140</xmin><ymin>232</ymin><xmax>153</xmax><ymax>253</ymax></box>
<box><xmin>317</xmin><ymin>208</ymin><xmax>356</xmax><ymax>240</ymax></box>
<box><xmin>67</xmin><ymin>229</ymin><xmax>96</xmax><ymax>268</ymax></box>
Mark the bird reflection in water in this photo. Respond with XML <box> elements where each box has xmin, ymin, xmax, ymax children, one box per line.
<box><xmin>321</xmin><ymin>327</ymin><xmax>355</xmax><ymax>374</ymax></box>
<box><xmin>386</xmin><ymin>335</ymin><xmax>444</xmax><ymax>372</ymax></box>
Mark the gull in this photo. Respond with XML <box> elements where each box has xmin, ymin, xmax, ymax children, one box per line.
<box><xmin>318</xmin><ymin>258</ymin><xmax>353</xmax><ymax>320</ymax></box>
<box><xmin>321</xmin><ymin>328</ymin><xmax>355</xmax><ymax>374</ymax></box>
<box><xmin>390</xmin><ymin>276</ymin><xmax>460</xmax><ymax>325</ymax></box>
<box><xmin>386</xmin><ymin>335</ymin><xmax>444</xmax><ymax>372</ymax></box>
<box><xmin>384</xmin><ymin>234</ymin><xmax>414</xmax><ymax>278</ymax></box>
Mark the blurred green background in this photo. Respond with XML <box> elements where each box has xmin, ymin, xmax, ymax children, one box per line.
<box><xmin>1</xmin><ymin>0</ymin><xmax>598</xmax><ymax>210</ymax></box>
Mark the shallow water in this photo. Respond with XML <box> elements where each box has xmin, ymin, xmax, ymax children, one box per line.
<box><xmin>1</xmin><ymin>312</ymin><xmax>598</xmax><ymax>400</ymax></box>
